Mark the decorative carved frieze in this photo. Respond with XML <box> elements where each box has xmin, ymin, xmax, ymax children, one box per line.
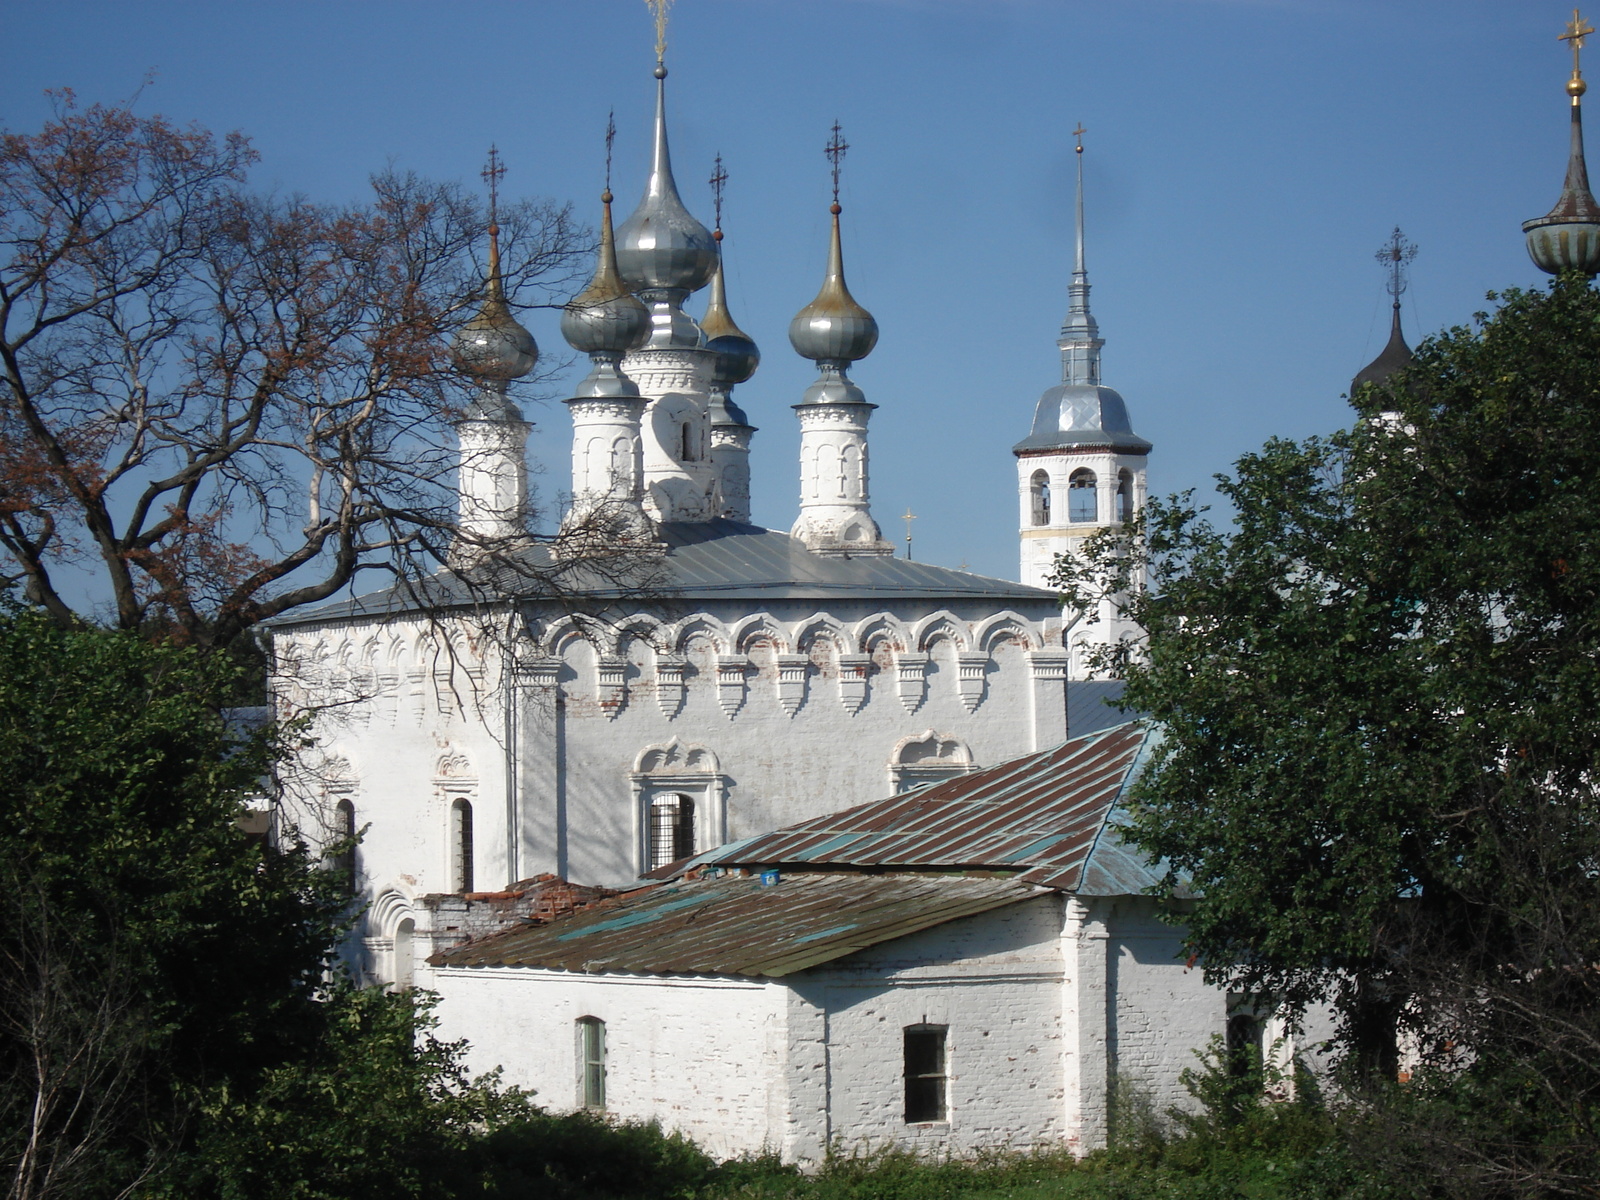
<box><xmin>596</xmin><ymin>656</ymin><xmax>628</xmax><ymax>719</ymax></box>
<box><xmin>895</xmin><ymin>652</ymin><xmax>929</xmax><ymax>713</ymax></box>
<box><xmin>1027</xmin><ymin>648</ymin><xmax>1070</xmax><ymax>681</ymax></box>
<box><xmin>655</xmin><ymin>655</ymin><xmax>686</xmax><ymax>718</ymax></box>
<box><xmin>837</xmin><ymin>653</ymin><xmax>870</xmax><ymax>714</ymax></box>
<box><xmin>715</xmin><ymin>655</ymin><xmax>748</xmax><ymax>718</ymax></box>
<box><xmin>774</xmin><ymin>654</ymin><xmax>809</xmax><ymax>717</ymax></box>
<box><xmin>957</xmin><ymin>652</ymin><xmax>989</xmax><ymax>713</ymax></box>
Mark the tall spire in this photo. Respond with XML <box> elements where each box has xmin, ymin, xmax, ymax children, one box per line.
<box><xmin>1525</xmin><ymin>9</ymin><xmax>1600</xmax><ymax>275</ymax></box>
<box><xmin>615</xmin><ymin>2</ymin><xmax>718</xmax><ymax>343</ymax></box>
<box><xmin>1353</xmin><ymin>228</ymin><xmax>1417</xmax><ymax>393</ymax></box>
<box><xmin>1059</xmin><ymin>125</ymin><xmax>1103</xmax><ymax>387</ymax></box>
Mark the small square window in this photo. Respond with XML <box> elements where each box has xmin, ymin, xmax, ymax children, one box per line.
<box><xmin>903</xmin><ymin>1026</ymin><xmax>947</xmax><ymax>1123</ymax></box>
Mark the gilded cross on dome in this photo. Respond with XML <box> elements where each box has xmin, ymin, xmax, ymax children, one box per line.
<box><xmin>1563</xmin><ymin>9</ymin><xmax>1594</xmax><ymax>97</ymax></box>
<box><xmin>1072</xmin><ymin>123</ymin><xmax>1086</xmax><ymax>154</ymax></box>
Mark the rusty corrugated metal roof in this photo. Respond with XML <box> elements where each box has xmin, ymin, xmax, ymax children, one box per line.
<box><xmin>434</xmin><ymin>872</ymin><xmax>1042</xmax><ymax>977</ymax></box>
<box><xmin>697</xmin><ymin>722</ymin><xmax>1155</xmax><ymax>893</ymax></box>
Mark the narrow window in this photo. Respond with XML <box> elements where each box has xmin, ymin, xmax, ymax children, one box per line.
<box><xmin>903</xmin><ymin>1026</ymin><xmax>948</xmax><ymax>1123</ymax></box>
<box><xmin>648</xmin><ymin>793</ymin><xmax>695</xmax><ymax>870</ymax></box>
<box><xmin>394</xmin><ymin>918</ymin><xmax>414</xmax><ymax>990</ymax></box>
<box><xmin>680</xmin><ymin>420</ymin><xmax>696</xmax><ymax>462</ymax></box>
<box><xmin>1030</xmin><ymin>470</ymin><xmax>1051</xmax><ymax>526</ymax></box>
<box><xmin>1068</xmin><ymin>469</ymin><xmax>1098</xmax><ymax>522</ymax></box>
<box><xmin>577</xmin><ymin>1017</ymin><xmax>607</xmax><ymax>1109</ymax></box>
<box><xmin>333</xmin><ymin>797</ymin><xmax>357</xmax><ymax>894</ymax></box>
<box><xmin>1116</xmin><ymin>470</ymin><xmax>1134</xmax><ymax>523</ymax></box>
<box><xmin>1226</xmin><ymin>1011</ymin><xmax>1264</xmax><ymax>1079</ymax></box>
<box><xmin>451</xmin><ymin>798</ymin><xmax>475</xmax><ymax>893</ymax></box>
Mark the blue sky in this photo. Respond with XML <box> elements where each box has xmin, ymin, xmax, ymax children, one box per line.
<box><xmin>0</xmin><ymin>0</ymin><xmax>1578</xmax><ymax>579</ymax></box>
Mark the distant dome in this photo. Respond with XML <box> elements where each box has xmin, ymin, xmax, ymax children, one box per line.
<box><xmin>702</xmin><ymin>250</ymin><xmax>759</xmax><ymax>387</ymax></box>
<box><xmin>453</xmin><ymin>295</ymin><xmax>538</xmax><ymax>384</ymax></box>
<box><xmin>1351</xmin><ymin>306</ymin><xmax>1414</xmax><ymax>394</ymax></box>
<box><xmin>1012</xmin><ymin>384</ymin><xmax>1152</xmax><ymax>454</ymax></box>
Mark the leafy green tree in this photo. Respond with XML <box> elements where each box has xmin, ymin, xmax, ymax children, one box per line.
<box><xmin>0</xmin><ymin>606</ymin><xmax>349</xmax><ymax>1199</ymax></box>
<box><xmin>1055</xmin><ymin>275</ymin><xmax>1600</xmax><ymax>1195</ymax></box>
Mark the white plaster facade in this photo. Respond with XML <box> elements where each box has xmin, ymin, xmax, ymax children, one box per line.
<box><xmin>429</xmin><ymin>893</ymin><xmax>1229</xmax><ymax>1163</ymax></box>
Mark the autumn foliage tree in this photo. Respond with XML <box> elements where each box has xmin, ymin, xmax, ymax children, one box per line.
<box><xmin>0</xmin><ymin>93</ymin><xmax>586</xmax><ymax>650</ymax></box>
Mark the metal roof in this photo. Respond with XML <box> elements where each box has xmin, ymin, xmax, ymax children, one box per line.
<box><xmin>691</xmin><ymin>722</ymin><xmax>1158</xmax><ymax>893</ymax></box>
<box><xmin>270</xmin><ymin>520</ymin><xmax>1055</xmax><ymax>628</ymax></box>
<box><xmin>433</xmin><ymin>872</ymin><xmax>1042</xmax><ymax>977</ymax></box>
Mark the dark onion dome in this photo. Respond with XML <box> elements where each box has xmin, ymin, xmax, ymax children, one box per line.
<box><xmin>701</xmin><ymin>238</ymin><xmax>759</xmax><ymax>389</ymax></box>
<box><xmin>615</xmin><ymin>68</ymin><xmax>719</xmax><ymax>296</ymax></box>
<box><xmin>452</xmin><ymin>226</ymin><xmax>537</xmax><ymax>419</ymax></box>
<box><xmin>1013</xmin><ymin>384</ymin><xmax>1152</xmax><ymax>454</ymax></box>
<box><xmin>1524</xmin><ymin>72</ymin><xmax>1600</xmax><ymax>275</ymax></box>
<box><xmin>1351</xmin><ymin>303</ymin><xmax>1414</xmax><ymax>393</ymax></box>
<box><xmin>562</xmin><ymin>189</ymin><xmax>650</xmax><ymax>356</ymax></box>
<box><xmin>789</xmin><ymin>204</ymin><xmax>879</xmax><ymax>367</ymax></box>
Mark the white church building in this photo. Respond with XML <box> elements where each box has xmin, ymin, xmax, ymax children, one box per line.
<box><xmin>263</xmin><ymin>34</ymin><xmax>1250</xmax><ymax>1160</ymax></box>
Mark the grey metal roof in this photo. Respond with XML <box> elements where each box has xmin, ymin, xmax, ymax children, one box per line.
<box><xmin>656</xmin><ymin>721</ymin><xmax>1162</xmax><ymax>894</ymax></box>
<box><xmin>434</xmin><ymin>872</ymin><xmax>1042</xmax><ymax>977</ymax></box>
<box><xmin>269</xmin><ymin>520</ymin><xmax>1057</xmax><ymax>628</ymax></box>
<box><xmin>1013</xmin><ymin>384</ymin><xmax>1153</xmax><ymax>455</ymax></box>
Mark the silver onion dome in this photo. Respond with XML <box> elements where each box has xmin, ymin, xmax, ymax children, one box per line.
<box><xmin>453</xmin><ymin>227</ymin><xmax>537</xmax><ymax>419</ymax></box>
<box><xmin>616</xmin><ymin>68</ymin><xmax>719</xmax><ymax>296</ymax></box>
<box><xmin>702</xmin><ymin>237</ymin><xmax>760</xmax><ymax>388</ymax></box>
<box><xmin>562</xmin><ymin>190</ymin><xmax>650</xmax><ymax>356</ymax></box>
<box><xmin>789</xmin><ymin>204</ymin><xmax>878</xmax><ymax>365</ymax></box>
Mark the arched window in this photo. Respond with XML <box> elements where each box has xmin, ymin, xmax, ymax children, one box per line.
<box><xmin>1029</xmin><ymin>470</ymin><xmax>1051</xmax><ymax>526</ymax></box>
<box><xmin>680</xmin><ymin>420</ymin><xmax>696</xmax><ymax>462</ymax></box>
<box><xmin>577</xmin><ymin>1017</ymin><xmax>607</xmax><ymax>1109</ymax></box>
<box><xmin>332</xmin><ymin>797</ymin><xmax>357</xmax><ymax>895</ymax></box>
<box><xmin>450</xmin><ymin>798</ymin><xmax>474</xmax><ymax>893</ymax></box>
<box><xmin>1117</xmin><ymin>470</ymin><xmax>1134</xmax><ymax>523</ymax></box>
<box><xmin>1068</xmin><ymin>469</ymin><xmax>1098</xmax><ymax>523</ymax></box>
<box><xmin>648</xmin><ymin>793</ymin><xmax>695</xmax><ymax>870</ymax></box>
<box><xmin>394</xmin><ymin>918</ymin><xmax>414</xmax><ymax>990</ymax></box>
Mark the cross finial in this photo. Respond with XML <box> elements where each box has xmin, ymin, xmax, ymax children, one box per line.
<box><xmin>826</xmin><ymin>121</ymin><xmax>850</xmax><ymax>208</ymax></box>
<box><xmin>1376</xmin><ymin>226</ymin><xmax>1418</xmax><ymax>303</ymax></box>
<box><xmin>481</xmin><ymin>145</ymin><xmax>506</xmax><ymax>229</ymax></box>
<box><xmin>647</xmin><ymin>0</ymin><xmax>672</xmax><ymax>68</ymax></box>
<box><xmin>902</xmin><ymin>508</ymin><xmax>916</xmax><ymax>560</ymax></box>
<box><xmin>1073</xmin><ymin>123</ymin><xmax>1086</xmax><ymax>154</ymax></box>
<box><xmin>1564</xmin><ymin>9</ymin><xmax>1595</xmax><ymax>99</ymax></box>
<box><xmin>604</xmin><ymin>110</ymin><xmax>617</xmax><ymax>196</ymax></box>
<box><xmin>710</xmin><ymin>154</ymin><xmax>728</xmax><ymax>236</ymax></box>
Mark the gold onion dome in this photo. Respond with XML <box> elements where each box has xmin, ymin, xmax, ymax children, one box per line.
<box><xmin>615</xmin><ymin>67</ymin><xmax>719</xmax><ymax>296</ymax></box>
<box><xmin>702</xmin><ymin>231</ymin><xmax>760</xmax><ymax>388</ymax></box>
<box><xmin>562</xmin><ymin>189</ymin><xmax>650</xmax><ymax>356</ymax></box>
<box><xmin>1524</xmin><ymin>10</ymin><xmax>1600</xmax><ymax>276</ymax></box>
<box><xmin>788</xmin><ymin>202</ymin><xmax>879</xmax><ymax>367</ymax></box>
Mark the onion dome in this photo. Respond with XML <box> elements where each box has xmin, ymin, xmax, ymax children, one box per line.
<box><xmin>615</xmin><ymin>67</ymin><xmax>719</xmax><ymax>297</ymax></box>
<box><xmin>1352</xmin><ymin>303</ymin><xmax>1414</xmax><ymax>393</ymax></box>
<box><xmin>562</xmin><ymin>189</ymin><xmax>650</xmax><ymax>358</ymax></box>
<box><xmin>452</xmin><ymin>218</ymin><xmax>537</xmax><ymax>420</ymax></box>
<box><xmin>789</xmin><ymin>203</ymin><xmax>879</xmax><ymax>367</ymax></box>
<box><xmin>1524</xmin><ymin>15</ymin><xmax>1600</xmax><ymax>275</ymax></box>
<box><xmin>702</xmin><ymin>234</ymin><xmax>760</xmax><ymax>390</ymax></box>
